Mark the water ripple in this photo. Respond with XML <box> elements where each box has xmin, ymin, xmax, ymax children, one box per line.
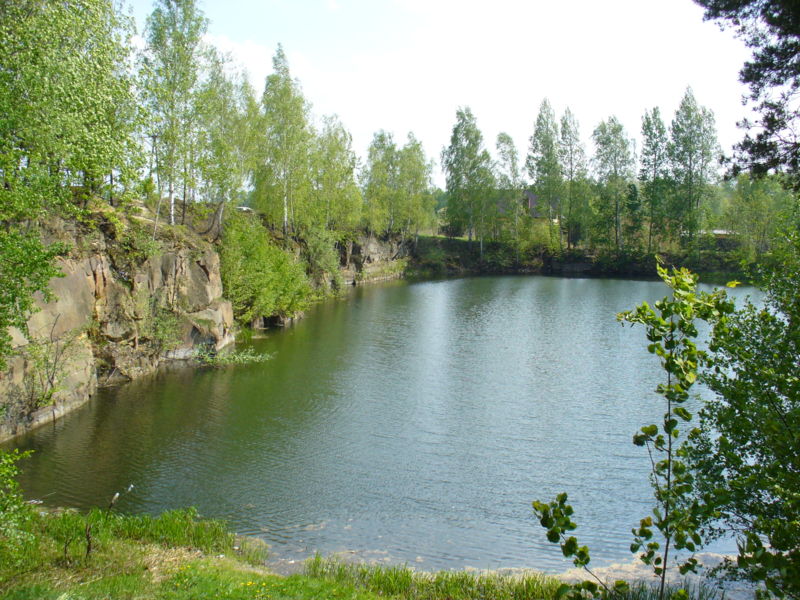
<box><xmin>6</xmin><ymin>276</ymin><xmax>758</xmax><ymax>573</ymax></box>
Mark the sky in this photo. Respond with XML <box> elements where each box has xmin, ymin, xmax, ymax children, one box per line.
<box><xmin>125</xmin><ymin>0</ymin><xmax>754</xmax><ymax>187</ymax></box>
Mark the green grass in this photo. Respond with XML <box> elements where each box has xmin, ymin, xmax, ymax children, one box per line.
<box><xmin>305</xmin><ymin>555</ymin><xmax>563</xmax><ymax>600</ymax></box>
<box><xmin>0</xmin><ymin>508</ymin><xmax>725</xmax><ymax>600</ymax></box>
<box><xmin>2</xmin><ymin>559</ymin><xmax>380</xmax><ymax>600</ymax></box>
<box><xmin>303</xmin><ymin>557</ymin><xmax>724</xmax><ymax>600</ymax></box>
<box><xmin>0</xmin><ymin>506</ymin><xmax>380</xmax><ymax>600</ymax></box>
<box><xmin>195</xmin><ymin>346</ymin><xmax>272</xmax><ymax>367</ymax></box>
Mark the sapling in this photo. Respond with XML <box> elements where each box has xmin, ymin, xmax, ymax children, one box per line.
<box><xmin>532</xmin><ymin>262</ymin><xmax>733</xmax><ymax>600</ymax></box>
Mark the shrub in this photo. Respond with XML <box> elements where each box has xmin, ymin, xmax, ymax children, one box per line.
<box><xmin>0</xmin><ymin>450</ymin><xmax>35</xmax><ymax>568</ymax></box>
<box><xmin>219</xmin><ymin>213</ymin><xmax>311</xmax><ymax>324</ymax></box>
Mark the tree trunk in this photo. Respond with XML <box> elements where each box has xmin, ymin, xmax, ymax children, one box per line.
<box><xmin>282</xmin><ymin>177</ymin><xmax>289</xmax><ymax>237</ymax></box>
<box><xmin>168</xmin><ymin>179</ymin><xmax>175</xmax><ymax>226</ymax></box>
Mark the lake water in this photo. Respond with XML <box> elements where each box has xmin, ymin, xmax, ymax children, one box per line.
<box><xmin>6</xmin><ymin>275</ymin><xmax>756</xmax><ymax>573</ymax></box>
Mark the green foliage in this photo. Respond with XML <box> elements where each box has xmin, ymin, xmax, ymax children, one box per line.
<box><xmin>592</xmin><ymin>116</ymin><xmax>635</xmax><ymax>250</ymax></box>
<box><xmin>139</xmin><ymin>300</ymin><xmax>183</xmax><ymax>353</ymax></box>
<box><xmin>721</xmin><ymin>174</ymin><xmax>794</xmax><ymax>261</ymax></box>
<box><xmin>0</xmin><ymin>0</ymin><xmax>138</xmax><ymax>369</ymax></box>
<box><xmin>361</xmin><ymin>130</ymin><xmax>433</xmax><ymax>237</ymax></box>
<box><xmin>668</xmin><ymin>88</ymin><xmax>719</xmax><ymax>241</ymax></box>
<box><xmin>534</xmin><ymin>262</ymin><xmax>734</xmax><ymax>600</ymax></box>
<box><xmin>640</xmin><ymin>108</ymin><xmax>672</xmax><ymax>252</ymax></box>
<box><xmin>219</xmin><ymin>213</ymin><xmax>311</xmax><ymax>324</ymax></box>
<box><xmin>617</xmin><ymin>264</ymin><xmax>734</xmax><ymax>595</ymax></box>
<box><xmin>362</xmin><ymin>130</ymin><xmax>395</xmax><ymax>232</ymax></box>
<box><xmin>19</xmin><ymin>329</ymin><xmax>82</xmax><ymax>414</ymax></box>
<box><xmin>119</xmin><ymin>219</ymin><xmax>163</xmax><ymax>264</ymax></box>
<box><xmin>141</xmin><ymin>0</ymin><xmax>208</xmax><ymax>226</ymax></box>
<box><xmin>88</xmin><ymin>507</ymin><xmax>234</xmax><ymax>554</ymax></box>
<box><xmin>441</xmin><ymin>107</ymin><xmax>495</xmax><ymax>254</ymax></box>
<box><xmin>196</xmin><ymin>50</ymin><xmax>253</xmax><ymax>209</ymax></box>
<box><xmin>304</xmin><ymin>228</ymin><xmax>344</xmax><ymax>290</ymax></box>
<box><xmin>695</xmin><ymin>0</ymin><xmax>800</xmax><ymax>188</ymax></box>
<box><xmin>304</xmin><ymin>556</ymin><xmax>718</xmax><ymax>600</ymax></box>
<box><xmin>397</xmin><ymin>133</ymin><xmax>436</xmax><ymax>236</ymax></box>
<box><xmin>311</xmin><ymin>115</ymin><xmax>363</xmax><ymax>232</ymax></box>
<box><xmin>560</xmin><ymin>109</ymin><xmax>591</xmax><ymax>249</ymax></box>
<box><xmin>495</xmin><ymin>132</ymin><xmax>527</xmax><ymax>248</ymax></box>
<box><xmin>527</xmin><ymin>99</ymin><xmax>563</xmax><ymax>249</ymax></box>
<box><xmin>0</xmin><ymin>450</ymin><xmax>34</xmax><ymax>569</ymax></box>
<box><xmin>0</xmin><ymin>0</ymin><xmax>140</xmax><ymax>201</ymax></box>
<box><xmin>253</xmin><ymin>44</ymin><xmax>314</xmax><ymax>234</ymax></box>
<box><xmin>687</xmin><ymin>229</ymin><xmax>800</xmax><ymax>599</ymax></box>
<box><xmin>0</xmin><ymin>505</ymin><xmax>245</xmax><ymax>589</ymax></box>
<box><xmin>194</xmin><ymin>346</ymin><xmax>271</xmax><ymax>367</ymax></box>
<box><xmin>0</xmin><ymin>233</ymin><xmax>65</xmax><ymax>370</ymax></box>
<box><xmin>3</xmin><ymin>558</ymin><xmax>380</xmax><ymax>600</ymax></box>
<box><xmin>532</xmin><ymin>494</ymin><xmax>590</xmax><ymax>567</ymax></box>
<box><xmin>482</xmin><ymin>243</ymin><xmax>517</xmax><ymax>270</ymax></box>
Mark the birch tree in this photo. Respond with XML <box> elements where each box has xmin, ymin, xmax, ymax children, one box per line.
<box><xmin>668</xmin><ymin>88</ymin><xmax>719</xmax><ymax>240</ymax></box>
<box><xmin>559</xmin><ymin>108</ymin><xmax>590</xmax><ymax>248</ymax></box>
<box><xmin>310</xmin><ymin>115</ymin><xmax>362</xmax><ymax>232</ymax></box>
<box><xmin>640</xmin><ymin>108</ymin><xmax>671</xmax><ymax>251</ymax></box>
<box><xmin>0</xmin><ymin>0</ymin><xmax>137</xmax><ymax>366</ymax></box>
<box><xmin>592</xmin><ymin>116</ymin><xmax>634</xmax><ymax>250</ymax></box>
<box><xmin>362</xmin><ymin>130</ymin><xmax>399</xmax><ymax>234</ymax></box>
<box><xmin>495</xmin><ymin>133</ymin><xmax>526</xmax><ymax>245</ymax></box>
<box><xmin>442</xmin><ymin>107</ymin><xmax>494</xmax><ymax>256</ymax></box>
<box><xmin>255</xmin><ymin>45</ymin><xmax>313</xmax><ymax>236</ymax></box>
<box><xmin>141</xmin><ymin>0</ymin><xmax>208</xmax><ymax>225</ymax></box>
<box><xmin>527</xmin><ymin>99</ymin><xmax>563</xmax><ymax>248</ymax></box>
<box><xmin>397</xmin><ymin>133</ymin><xmax>434</xmax><ymax>239</ymax></box>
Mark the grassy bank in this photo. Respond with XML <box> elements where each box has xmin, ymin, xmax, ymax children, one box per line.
<box><xmin>0</xmin><ymin>509</ymin><xmax>724</xmax><ymax>600</ymax></box>
<box><xmin>0</xmin><ymin>505</ymin><xmax>384</xmax><ymax>600</ymax></box>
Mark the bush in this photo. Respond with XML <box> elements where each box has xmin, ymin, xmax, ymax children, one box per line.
<box><xmin>219</xmin><ymin>213</ymin><xmax>311</xmax><ymax>324</ymax></box>
<box><xmin>688</xmin><ymin>231</ymin><xmax>800</xmax><ymax>599</ymax></box>
<box><xmin>304</xmin><ymin>228</ymin><xmax>343</xmax><ymax>290</ymax></box>
<box><xmin>0</xmin><ymin>450</ymin><xmax>35</xmax><ymax>568</ymax></box>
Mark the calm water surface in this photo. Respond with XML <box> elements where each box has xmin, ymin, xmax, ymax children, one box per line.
<box><xmin>7</xmin><ymin>276</ymin><xmax>756</xmax><ymax>572</ymax></box>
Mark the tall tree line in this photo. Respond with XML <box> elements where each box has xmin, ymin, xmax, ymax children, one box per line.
<box><xmin>138</xmin><ymin>3</ymin><xmax>436</xmax><ymax>242</ymax></box>
<box><xmin>2</xmin><ymin>0</ymin><xmax>438</xmax><ymax>240</ymax></box>
<box><xmin>441</xmin><ymin>87</ymin><xmax>788</xmax><ymax>257</ymax></box>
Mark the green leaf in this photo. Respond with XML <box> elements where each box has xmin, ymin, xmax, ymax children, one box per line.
<box><xmin>555</xmin><ymin>584</ymin><xmax>572</xmax><ymax>599</ymax></box>
<box><xmin>562</xmin><ymin>536</ymin><xmax>578</xmax><ymax>557</ymax></box>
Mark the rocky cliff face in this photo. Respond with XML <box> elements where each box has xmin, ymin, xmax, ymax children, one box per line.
<box><xmin>0</xmin><ymin>219</ymin><xmax>411</xmax><ymax>441</ymax></box>
<box><xmin>340</xmin><ymin>233</ymin><xmax>410</xmax><ymax>286</ymax></box>
<box><xmin>0</xmin><ymin>215</ymin><xmax>234</xmax><ymax>442</ymax></box>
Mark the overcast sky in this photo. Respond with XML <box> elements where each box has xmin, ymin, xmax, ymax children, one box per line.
<box><xmin>126</xmin><ymin>0</ymin><xmax>753</xmax><ymax>186</ymax></box>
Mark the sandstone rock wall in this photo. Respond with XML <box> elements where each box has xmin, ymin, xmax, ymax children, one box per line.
<box><xmin>0</xmin><ymin>219</ymin><xmax>234</xmax><ymax>442</ymax></box>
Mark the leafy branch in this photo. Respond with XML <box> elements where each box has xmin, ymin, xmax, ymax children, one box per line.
<box><xmin>533</xmin><ymin>261</ymin><xmax>734</xmax><ymax>600</ymax></box>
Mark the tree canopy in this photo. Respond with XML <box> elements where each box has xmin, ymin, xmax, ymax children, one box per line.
<box><xmin>695</xmin><ymin>0</ymin><xmax>800</xmax><ymax>187</ymax></box>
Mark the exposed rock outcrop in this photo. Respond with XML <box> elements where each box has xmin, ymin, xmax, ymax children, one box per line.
<box><xmin>340</xmin><ymin>233</ymin><xmax>409</xmax><ymax>286</ymax></box>
<box><xmin>0</xmin><ymin>215</ymin><xmax>234</xmax><ymax>442</ymax></box>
